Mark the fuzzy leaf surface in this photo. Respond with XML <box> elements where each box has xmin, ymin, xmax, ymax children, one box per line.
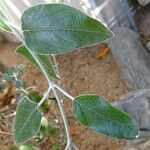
<box><xmin>73</xmin><ymin>95</ymin><xmax>139</xmax><ymax>139</ymax></box>
<box><xmin>13</xmin><ymin>97</ymin><xmax>42</xmax><ymax>143</ymax></box>
<box><xmin>21</xmin><ymin>4</ymin><xmax>112</xmax><ymax>54</ymax></box>
<box><xmin>16</xmin><ymin>45</ymin><xmax>57</xmax><ymax>79</ymax></box>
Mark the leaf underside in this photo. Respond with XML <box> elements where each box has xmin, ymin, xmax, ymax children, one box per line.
<box><xmin>21</xmin><ymin>4</ymin><xmax>113</xmax><ymax>54</ymax></box>
<box><xmin>13</xmin><ymin>97</ymin><xmax>42</xmax><ymax>143</ymax></box>
<box><xmin>73</xmin><ymin>95</ymin><xmax>139</xmax><ymax>140</ymax></box>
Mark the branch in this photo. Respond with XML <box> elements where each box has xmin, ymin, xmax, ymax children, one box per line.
<box><xmin>51</xmin><ymin>81</ymin><xmax>72</xmax><ymax>148</ymax></box>
<box><xmin>0</xmin><ymin>131</ymin><xmax>13</xmax><ymax>136</ymax></box>
<box><xmin>54</xmin><ymin>83</ymin><xmax>74</xmax><ymax>101</ymax></box>
<box><xmin>0</xmin><ymin>13</ymin><xmax>75</xmax><ymax>150</ymax></box>
<box><xmin>29</xmin><ymin>52</ymin><xmax>73</xmax><ymax>149</ymax></box>
<box><xmin>0</xmin><ymin>106</ymin><xmax>15</xmax><ymax>114</ymax></box>
<box><xmin>52</xmin><ymin>54</ymin><xmax>62</xmax><ymax>86</ymax></box>
<box><xmin>37</xmin><ymin>86</ymin><xmax>51</xmax><ymax>107</ymax></box>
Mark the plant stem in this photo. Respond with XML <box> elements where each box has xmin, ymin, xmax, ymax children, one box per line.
<box><xmin>25</xmin><ymin>43</ymin><xmax>72</xmax><ymax>147</ymax></box>
<box><xmin>51</xmin><ymin>81</ymin><xmax>72</xmax><ymax>149</ymax></box>
<box><xmin>20</xmin><ymin>88</ymin><xmax>28</xmax><ymax>94</ymax></box>
<box><xmin>13</xmin><ymin>72</ymin><xmax>18</xmax><ymax>80</ymax></box>
<box><xmin>1</xmin><ymin>17</ymin><xmax>23</xmax><ymax>41</ymax></box>
<box><xmin>54</xmin><ymin>83</ymin><xmax>74</xmax><ymax>101</ymax></box>
<box><xmin>52</xmin><ymin>54</ymin><xmax>61</xmax><ymax>86</ymax></box>
<box><xmin>30</xmin><ymin>55</ymin><xmax>72</xmax><ymax>149</ymax></box>
<box><xmin>30</xmin><ymin>52</ymin><xmax>72</xmax><ymax>149</ymax></box>
<box><xmin>4</xmin><ymin>112</ymin><xmax>16</xmax><ymax>118</ymax></box>
<box><xmin>0</xmin><ymin>14</ymin><xmax>74</xmax><ymax>149</ymax></box>
<box><xmin>0</xmin><ymin>105</ymin><xmax>16</xmax><ymax>113</ymax></box>
<box><xmin>37</xmin><ymin>86</ymin><xmax>51</xmax><ymax>107</ymax></box>
<box><xmin>0</xmin><ymin>131</ymin><xmax>13</xmax><ymax>136</ymax></box>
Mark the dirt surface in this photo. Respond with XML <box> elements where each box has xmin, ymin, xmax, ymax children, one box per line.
<box><xmin>0</xmin><ymin>42</ymin><xmax>130</xmax><ymax>150</ymax></box>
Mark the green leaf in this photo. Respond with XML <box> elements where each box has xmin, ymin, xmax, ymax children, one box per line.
<box><xmin>17</xmin><ymin>64</ymin><xmax>25</xmax><ymax>73</ymax></box>
<box><xmin>7</xmin><ymin>67</ymin><xmax>16</xmax><ymax>75</ymax></box>
<box><xmin>47</xmin><ymin>121</ymin><xmax>59</xmax><ymax>136</ymax></box>
<box><xmin>0</xmin><ymin>81</ymin><xmax>7</xmax><ymax>91</ymax></box>
<box><xmin>15</xmin><ymin>79</ymin><xmax>26</xmax><ymax>89</ymax></box>
<box><xmin>51</xmin><ymin>144</ymin><xmax>60</xmax><ymax>150</ymax></box>
<box><xmin>21</xmin><ymin>4</ymin><xmax>112</xmax><ymax>54</ymax></box>
<box><xmin>73</xmin><ymin>95</ymin><xmax>139</xmax><ymax>140</ymax></box>
<box><xmin>19</xmin><ymin>144</ymin><xmax>34</xmax><ymax>150</ymax></box>
<box><xmin>0</xmin><ymin>18</ymin><xmax>11</xmax><ymax>32</ymax></box>
<box><xmin>16</xmin><ymin>45</ymin><xmax>39</xmax><ymax>69</ymax></box>
<box><xmin>27</xmin><ymin>91</ymin><xmax>42</xmax><ymax>103</ymax></box>
<box><xmin>13</xmin><ymin>97</ymin><xmax>42</xmax><ymax>143</ymax></box>
<box><xmin>3</xmin><ymin>74</ymin><xmax>12</xmax><ymax>81</ymax></box>
<box><xmin>28</xmin><ymin>90</ymin><xmax>49</xmax><ymax>113</ymax></box>
<box><xmin>59</xmin><ymin>0</ymin><xmax>64</xmax><ymax>3</ymax></box>
<box><xmin>16</xmin><ymin>45</ymin><xmax>57</xmax><ymax>79</ymax></box>
<box><xmin>9</xmin><ymin>146</ymin><xmax>19</xmax><ymax>150</ymax></box>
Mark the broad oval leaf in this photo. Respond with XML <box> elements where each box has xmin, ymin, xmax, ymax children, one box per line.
<box><xmin>13</xmin><ymin>97</ymin><xmax>42</xmax><ymax>143</ymax></box>
<box><xmin>21</xmin><ymin>4</ymin><xmax>112</xmax><ymax>54</ymax></box>
<box><xmin>28</xmin><ymin>90</ymin><xmax>49</xmax><ymax>113</ymax></box>
<box><xmin>73</xmin><ymin>95</ymin><xmax>139</xmax><ymax>139</ymax></box>
<box><xmin>16</xmin><ymin>45</ymin><xmax>57</xmax><ymax>79</ymax></box>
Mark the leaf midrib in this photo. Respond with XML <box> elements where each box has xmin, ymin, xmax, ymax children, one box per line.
<box><xmin>38</xmin><ymin>56</ymin><xmax>56</xmax><ymax>78</ymax></box>
<box><xmin>75</xmin><ymin>100</ymin><xmax>135</xmax><ymax>134</ymax></box>
<box><xmin>15</xmin><ymin>103</ymin><xmax>39</xmax><ymax>138</ymax></box>
<box><xmin>23</xmin><ymin>28</ymin><xmax>108</xmax><ymax>37</ymax></box>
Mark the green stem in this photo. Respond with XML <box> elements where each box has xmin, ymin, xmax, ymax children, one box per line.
<box><xmin>37</xmin><ymin>87</ymin><xmax>51</xmax><ymax>107</ymax></box>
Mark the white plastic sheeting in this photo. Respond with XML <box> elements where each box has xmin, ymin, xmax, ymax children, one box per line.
<box><xmin>3</xmin><ymin>0</ymin><xmax>96</xmax><ymax>26</ymax></box>
<box><xmin>3</xmin><ymin>0</ymin><xmax>137</xmax><ymax>30</ymax></box>
<box><xmin>91</xmin><ymin>0</ymin><xmax>137</xmax><ymax>30</ymax></box>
